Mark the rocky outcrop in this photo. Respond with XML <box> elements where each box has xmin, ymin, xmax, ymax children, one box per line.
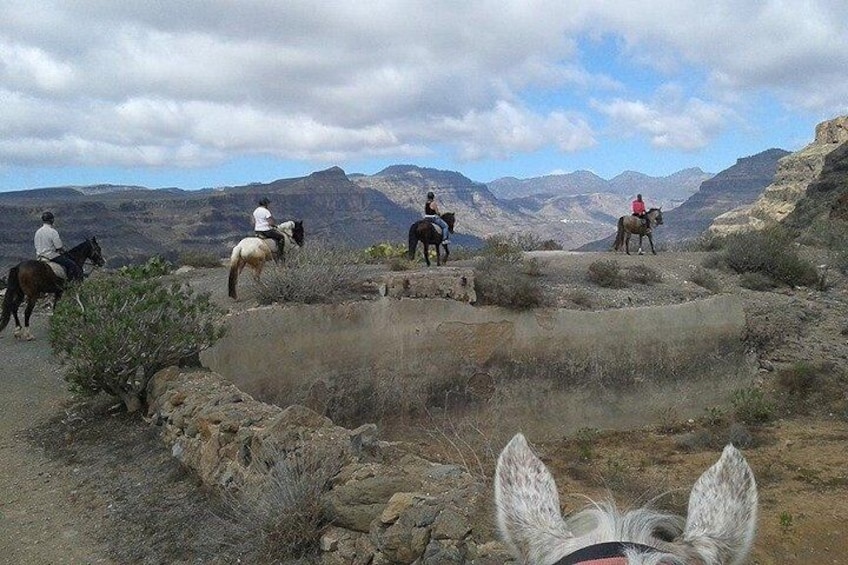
<box><xmin>378</xmin><ymin>268</ymin><xmax>477</xmax><ymax>303</ymax></box>
<box><xmin>708</xmin><ymin>116</ymin><xmax>848</xmax><ymax>235</ymax></box>
<box><xmin>147</xmin><ymin>367</ymin><xmax>512</xmax><ymax>564</ymax></box>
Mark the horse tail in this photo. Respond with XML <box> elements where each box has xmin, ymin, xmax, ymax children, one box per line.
<box><xmin>0</xmin><ymin>266</ymin><xmax>20</xmax><ymax>333</ymax></box>
<box><xmin>228</xmin><ymin>245</ymin><xmax>242</xmax><ymax>299</ymax></box>
<box><xmin>407</xmin><ymin>223</ymin><xmax>418</xmax><ymax>260</ymax></box>
<box><xmin>613</xmin><ymin>216</ymin><xmax>625</xmax><ymax>251</ymax></box>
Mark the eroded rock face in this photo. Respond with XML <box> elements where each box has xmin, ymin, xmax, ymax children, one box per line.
<box><xmin>147</xmin><ymin>368</ymin><xmax>505</xmax><ymax>564</ymax></box>
<box><xmin>708</xmin><ymin>115</ymin><xmax>848</xmax><ymax>236</ymax></box>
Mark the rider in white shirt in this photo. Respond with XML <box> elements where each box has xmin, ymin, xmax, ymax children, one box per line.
<box><xmin>252</xmin><ymin>197</ymin><xmax>286</xmax><ymax>246</ymax></box>
<box><xmin>34</xmin><ymin>211</ymin><xmax>83</xmax><ymax>281</ymax></box>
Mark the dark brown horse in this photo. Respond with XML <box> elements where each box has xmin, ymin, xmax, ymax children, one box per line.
<box><xmin>613</xmin><ymin>208</ymin><xmax>663</xmax><ymax>255</ymax></box>
<box><xmin>408</xmin><ymin>212</ymin><xmax>455</xmax><ymax>266</ymax></box>
<box><xmin>0</xmin><ymin>237</ymin><xmax>104</xmax><ymax>340</ymax></box>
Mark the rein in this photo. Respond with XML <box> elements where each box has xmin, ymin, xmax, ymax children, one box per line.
<box><xmin>554</xmin><ymin>542</ymin><xmax>661</xmax><ymax>565</ymax></box>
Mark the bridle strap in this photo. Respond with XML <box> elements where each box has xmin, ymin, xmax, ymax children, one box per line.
<box><xmin>553</xmin><ymin>542</ymin><xmax>660</xmax><ymax>565</ymax></box>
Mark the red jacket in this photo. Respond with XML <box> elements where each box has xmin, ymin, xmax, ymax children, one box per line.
<box><xmin>632</xmin><ymin>199</ymin><xmax>646</xmax><ymax>215</ymax></box>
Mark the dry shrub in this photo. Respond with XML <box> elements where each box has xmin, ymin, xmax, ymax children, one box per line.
<box><xmin>739</xmin><ymin>271</ymin><xmax>777</xmax><ymax>291</ymax></box>
<box><xmin>721</xmin><ymin>227</ymin><xmax>818</xmax><ymax>287</ymax></box>
<box><xmin>731</xmin><ymin>386</ymin><xmax>774</xmax><ymax>424</ymax></box>
<box><xmin>691</xmin><ymin>266</ymin><xmax>721</xmax><ymax>292</ymax></box>
<box><xmin>474</xmin><ymin>256</ymin><xmax>548</xmax><ymax>309</ymax></box>
<box><xmin>587</xmin><ymin>259</ymin><xmax>626</xmax><ymax>288</ymax></box>
<box><xmin>178</xmin><ymin>250</ymin><xmax>222</xmax><ymax>268</ymax></box>
<box><xmin>567</xmin><ymin>289</ymin><xmax>595</xmax><ymax>309</ymax></box>
<box><xmin>224</xmin><ymin>446</ymin><xmax>341</xmax><ymax>562</ymax></box>
<box><xmin>255</xmin><ymin>243</ymin><xmax>360</xmax><ymax>304</ymax></box>
<box><xmin>628</xmin><ymin>264</ymin><xmax>662</xmax><ymax>285</ymax></box>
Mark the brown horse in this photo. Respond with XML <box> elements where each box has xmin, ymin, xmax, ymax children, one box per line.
<box><xmin>613</xmin><ymin>208</ymin><xmax>663</xmax><ymax>255</ymax></box>
<box><xmin>0</xmin><ymin>237</ymin><xmax>104</xmax><ymax>341</ymax></box>
<box><xmin>407</xmin><ymin>212</ymin><xmax>455</xmax><ymax>266</ymax></box>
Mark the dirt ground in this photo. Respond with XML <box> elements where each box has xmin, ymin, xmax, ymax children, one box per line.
<box><xmin>1</xmin><ymin>250</ymin><xmax>847</xmax><ymax>564</ymax></box>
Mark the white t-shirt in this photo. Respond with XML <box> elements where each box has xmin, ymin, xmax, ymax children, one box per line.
<box><xmin>253</xmin><ymin>206</ymin><xmax>273</xmax><ymax>231</ymax></box>
<box><xmin>34</xmin><ymin>224</ymin><xmax>63</xmax><ymax>259</ymax></box>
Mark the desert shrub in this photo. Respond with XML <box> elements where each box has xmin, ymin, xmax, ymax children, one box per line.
<box><xmin>49</xmin><ymin>274</ymin><xmax>225</xmax><ymax>412</ymax></box>
<box><xmin>721</xmin><ymin>227</ymin><xmax>818</xmax><ymax>287</ymax></box>
<box><xmin>691</xmin><ymin>266</ymin><xmax>721</xmax><ymax>292</ymax></box>
<box><xmin>739</xmin><ymin>271</ymin><xmax>778</xmax><ymax>291</ymax></box>
<box><xmin>474</xmin><ymin>256</ymin><xmax>547</xmax><ymax>309</ymax></box>
<box><xmin>567</xmin><ymin>289</ymin><xmax>594</xmax><ymax>309</ymax></box>
<box><xmin>628</xmin><ymin>264</ymin><xmax>662</xmax><ymax>285</ymax></box>
<box><xmin>731</xmin><ymin>387</ymin><xmax>774</xmax><ymax>424</ymax></box>
<box><xmin>178</xmin><ymin>250</ymin><xmax>222</xmax><ymax>268</ymax></box>
<box><xmin>587</xmin><ymin>259</ymin><xmax>626</xmax><ymax>288</ymax></box>
<box><xmin>726</xmin><ymin>422</ymin><xmax>755</xmax><ymax>448</ymax></box>
<box><xmin>226</xmin><ymin>446</ymin><xmax>341</xmax><ymax>562</ymax></box>
<box><xmin>386</xmin><ymin>255</ymin><xmax>417</xmax><ymax>271</ymax></box>
<box><xmin>118</xmin><ymin>255</ymin><xmax>173</xmax><ymax>280</ymax></box>
<box><xmin>775</xmin><ymin>361</ymin><xmax>822</xmax><ymax>397</ymax></box>
<box><xmin>364</xmin><ymin>242</ymin><xmax>408</xmax><ymax>262</ymax></box>
<box><xmin>255</xmin><ymin>243</ymin><xmax>360</xmax><ymax>304</ymax></box>
<box><xmin>480</xmin><ymin>235</ymin><xmax>524</xmax><ymax>262</ymax></box>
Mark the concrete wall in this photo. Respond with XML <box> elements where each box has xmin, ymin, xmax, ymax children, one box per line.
<box><xmin>202</xmin><ymin>295</ymin><xmax>748</xmax><ymax>415</ymax></box>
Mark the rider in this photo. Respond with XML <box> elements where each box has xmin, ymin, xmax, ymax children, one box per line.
<box><xmin>631</xmin><ymin>193</ymin><xmax>650</xmax><ymax>231</ymax></box>
<box><xmin>34</xmin><ymin>211</ymin><xmax>84</xmax><ymax>281</ymax></box>
<box><xmin>424</xmin><ymin>191</ymin><xmax>450</xmax><ymax>245</ymax></box>
<box><xmin>252</xmin><ymin>197</ymin><xmax>286</xmax><ymax>248</ymax></box>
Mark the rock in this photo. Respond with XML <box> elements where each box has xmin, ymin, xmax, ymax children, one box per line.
<box><xmin>379</xmin><ymin>268</ymin><xmax>477</xmax><ymax>303</ymax></box>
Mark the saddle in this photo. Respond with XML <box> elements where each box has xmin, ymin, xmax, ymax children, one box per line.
<box><xmin>38</xmin><ymin>257</ymin><xmax>67</xmax><ymax>279</ymax></box>
<box><xmin>425</xmin><ymin>216</ymin><xmax>445</xmax><ymax>236</ymax></box>
<box><xmin>253</xmin><ymin>234</ymin><xmax>280</xmax><ymax>254</ymax></box>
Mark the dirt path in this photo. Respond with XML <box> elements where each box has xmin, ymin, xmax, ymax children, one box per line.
<box><xmin>0</xmin><ymin>315</ymin><xmax>113</xmax><ymax>564</ymax></box>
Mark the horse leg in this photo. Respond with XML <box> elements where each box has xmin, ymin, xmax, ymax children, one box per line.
<box><xmin>624</xmin><ymin>233</ymin><xmax>631</xmax><ymax>255</ymax></box>
<box><xmin>648</xmin><ymin>233</ymin><xmax>657</xmax><ymax>255</ymax></box>
<box><xmin>443</xmin><ymin>243</ymin><xmax>449</xmax><ymax>265</ymax></box>
<box><xmin>423</xmin><ymin>242</ymin><xmax>431</xmax><ymax>267</ymax></box>
<box><xmin>637</xmin><ymin>234</ymin><xmax>645</xmax><ymax>255</ymax></box>
<box><xmin>22</xmin><ymin>297</ymin><xmax>37</xmax><ymax>340</ymax></box>
<box><xmin>435</xmin><ymin>240</ymin><xmax>442</xmax><ymax>266</ymax></box>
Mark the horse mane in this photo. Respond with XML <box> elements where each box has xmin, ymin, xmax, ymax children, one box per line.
<box><xmin>495</xmin><ymin>433</ymin><xmax>758</xmax><ymax>565</ymax></box>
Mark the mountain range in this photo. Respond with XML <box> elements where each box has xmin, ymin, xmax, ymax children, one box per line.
<box><xmin>0</xmin><ymin>155</ymin><xmax>785</xmax><ymax>268</ymax></box>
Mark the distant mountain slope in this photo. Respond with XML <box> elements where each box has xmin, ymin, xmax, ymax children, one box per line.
<box><xmin>577</xmin><ymin>148</ymin><xmax>789</xmax><ymax>250</ymax></box>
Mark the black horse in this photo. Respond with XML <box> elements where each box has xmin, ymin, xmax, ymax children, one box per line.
<box><xmin>408</xmin><ymin>212</ymin><xmax>455</xmax><ymax>267</ymax></box>
<box><xmin>0</xmin><ymin>237</ymin><xmax>104</xmax><ymax>341</ymax></box>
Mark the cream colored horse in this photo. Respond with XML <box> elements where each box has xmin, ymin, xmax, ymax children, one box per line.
<box><xmin>228</xmin><ymin>220</ymin><xmax>304</xmax><ymax>300</ymax></box>
<box><xmin>495</xmin><ymin>433</ymin><xmax>757</xmax><ymax>565</ymax></box>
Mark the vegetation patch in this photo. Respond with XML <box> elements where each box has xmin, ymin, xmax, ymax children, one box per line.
<box><xmin>720</xmin><ymin>227</ymin><xmax>818</xmax><ymax>287</ymax></box>
<box><xmin>255</xmin><ymin>243</ymin><xmax>361</xmax><ymax>304</ymax></box>
<box><xmin>118</xmin><ymin>255</ymin><xmax>173</xmax><ymax>279</ymax></box>
<box><xmin>474</xmin><ymin>256</ymin><xmax>548</xmax><ymax>309</ymax></box>
<box><xmin>690</xmin><ymin>266</ymin><xmax>721</xmax><ymax>292</ymax></box>
<box><xmin>628</xmin><ymin>264</ymin><xmax>663</xmax><ymax>285</ymax></box>
<box><xmin>587</xmin><ymin>259</ymin><xmax>627</xmax><ymax>288</ymax></box>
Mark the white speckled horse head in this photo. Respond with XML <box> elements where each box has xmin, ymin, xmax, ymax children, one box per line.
<box><xmin>495</xmin><ymin>433</ymin><xmax>757</xmax><ymax>565</ymax></box>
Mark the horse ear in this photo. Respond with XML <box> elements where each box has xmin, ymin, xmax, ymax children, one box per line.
<box><xmin>681</xmin><ymin>445</ymin><xmax>758</xmax><ymax>564</ymax></box>
<box><xmin>495</xmin><ymin>434</ymin><xmax>571</xmax><ymax>563</ymax></box>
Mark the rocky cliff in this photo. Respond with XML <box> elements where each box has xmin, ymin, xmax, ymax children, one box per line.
<box><xmin>708</xmin><ymin>116</ymin><xmax>848</xmax><ymax>236</ymax></box>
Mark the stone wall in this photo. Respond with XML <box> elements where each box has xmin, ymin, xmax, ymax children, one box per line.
<box><xmin>147</xmin><ymin>367</ymin><xmax>513</xmax><ymax>564</ymax></box>
<box><xmin>709</xmin><ymin>115</ymin><xmax>848</xmax><ymax>235</ymax></box>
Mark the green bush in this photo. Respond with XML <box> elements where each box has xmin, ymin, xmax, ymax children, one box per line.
<box><xmin>480</xmin><ymin>235</ymin><xmax>524</xmax><ymax>262</ymax></box>
<box><xmin>731</xmin><ymin>387</ymin><xmax>774</xmax><ymax>424</ymax></box>
<box><xmin>475</xmin><ymin>256</ymin><xmax>547</xmax><ymax>309</ymax></box>
<box><xmin>255</xmin><ymin>243</ymin><xmax>360</xmax><ymax>304</ymax></box>
<box><xmin>50</xmin><ymin>274</ymin><xmax>225</xmax><ymax>412</ymax></box>
<box><xmin>587</xmin><ymin>259</ymin><xmax>626</xmax><ymax>288</ymax></box>
<box><xmin>721</xmin><ymin>227</ymin><xmax>818</xmax><ymax>287</ymax></box>
<box><xmin>364</xmin><ymin>242</ymin><xmax>408</xmax><ymax>262</ymax></box>
<box><xmin>118</xmin><ymin>255</ymin><xmax>173</xmax><ymax>280</ymax></box>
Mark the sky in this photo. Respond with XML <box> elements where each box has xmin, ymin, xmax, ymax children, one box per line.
<box><xmin>1</xmin><ymin>1</ymin><xmax>847</xmax><ymax>192</ymax></box>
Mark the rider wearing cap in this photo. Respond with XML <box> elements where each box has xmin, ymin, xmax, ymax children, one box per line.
<box><xmin>424</xmin><ymin>191</ymin><xmax>451</xmax><ymax>245</ymax></box>
<box><xmin>252</xmin><ymin>197</ymin><xmax>287</xmax><ymax>247</ymax></box>
<box><xmin>35</xmin><ymin>211</ymin><xmax>84</xmax><ymax>281</ymax></box>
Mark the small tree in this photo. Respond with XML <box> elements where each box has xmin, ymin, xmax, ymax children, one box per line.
<box><xmin>49</xmin><ymin>274</ymin><xmax>226</xmax><ymax>412</ymax></box>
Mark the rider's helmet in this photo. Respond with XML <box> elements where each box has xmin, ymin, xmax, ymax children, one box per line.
<box><xmin>41</xmin><ymin>211</ymin><xmax>55</xmax><ymax>223</ymax></box>
<box><xmin>259</xmin><ymin>197</ymin><xmax>270</xmax><ymax>207</ymax></box>
<box><xmin>427</xmin><ymin>191</ymin><xmax>435</xmax><ymax>199</ymax></box>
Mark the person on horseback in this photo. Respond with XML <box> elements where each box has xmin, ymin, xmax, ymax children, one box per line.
<box><xmin>34</xmin><ymin>211</ymin><xmax>84</xmax><ymax>281</ymax></box>
<box><xmin>252</xmin><ymin>197</ymin><xmax>286</xmax><ymax>249</ymax></box>
<box><xmin>424</xmin><ymin>191</ymin><xmax>451</xmax><ymax>245</ymax></box>
<box><xmin>631</xmin><ymin>193</ymin><xmax>650</xmax><ymax>231</ymax></box>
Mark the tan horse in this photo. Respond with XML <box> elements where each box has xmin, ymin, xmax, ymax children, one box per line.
<box><xmin>228</xmin><ymin>220</ymin><xmax>304</xmax><ymax>300</ymax></box>
<box><xmin>614</xmin><ymin>208</ymin><xmax>663</xmax><ymax>255</ymax></box>
<box><xmin>495</xmin><ymin>433</ymin><xmax>757</xmax><ymax>565</ymax></box>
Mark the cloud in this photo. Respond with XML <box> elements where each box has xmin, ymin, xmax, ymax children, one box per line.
<box><xmin>593</xmin><ymin>87</ymin><xmax>731</xmax><ymax>150</ymax></box>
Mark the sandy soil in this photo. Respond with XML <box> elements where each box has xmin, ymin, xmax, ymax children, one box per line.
<box><xmin>1</xmin><ymin>250</ymin><xmax>847</xmax><ymax>564</ymax></box>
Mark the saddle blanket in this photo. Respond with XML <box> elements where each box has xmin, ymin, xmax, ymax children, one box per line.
<box><xmin>38</xmin><ymin>257</ymin><xmax>67</xmax><ymax>279</ymax></box>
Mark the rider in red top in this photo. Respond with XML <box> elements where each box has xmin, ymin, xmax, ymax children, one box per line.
<box><xmin>631</xmin><ymin>194</ymin><xmax>649</xmax><ymax>230</ymax></box>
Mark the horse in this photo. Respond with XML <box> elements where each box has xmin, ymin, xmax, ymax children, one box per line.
<box><xmin>228</xmin><ymin>220</ymin><xmax>304</xmax><ymax>300</ymax></box>
<box><xmin>614</xmin><ymin>208</ymin><xmax>664</xmax><ymax>255</ymax></box>
<box><xmin>495</xmin><ymin>433</ymin><xmax>757</xmax><ymax>565</ymax></box>
<box><xmin>0</xmin><ymin>237</ymin><xmax>105</xmax><ymax>341</ymax></box>
<box><xmin>407</xmin><ymin>212</ymin><xmax>455</xmax><ymax>267</ymax></box>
